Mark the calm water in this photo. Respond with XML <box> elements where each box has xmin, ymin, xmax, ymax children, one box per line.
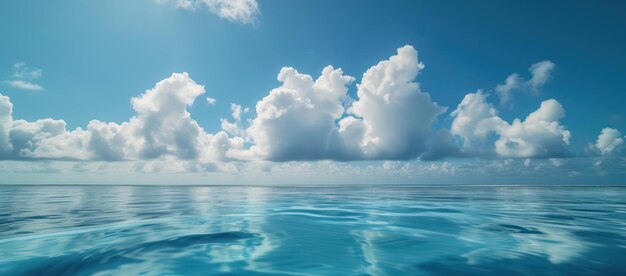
<box><xmin>1</xmin><ymin>185</ymin><xmax>626</xmax><ymax>275</ymax></box>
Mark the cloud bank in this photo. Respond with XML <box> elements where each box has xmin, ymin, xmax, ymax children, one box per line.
<box><xmin>0</xmin><ymin>45</ymin><xmax>595</xmax><ymax>174</ymax></box>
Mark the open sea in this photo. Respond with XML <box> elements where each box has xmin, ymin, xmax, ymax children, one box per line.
<box><xmin>1</xmin><ymin>185</ymin><xmax>625</xmax><ymax>275</ymax></box>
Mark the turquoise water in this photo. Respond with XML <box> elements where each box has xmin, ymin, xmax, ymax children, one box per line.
<box><xmin>1</xmin><ymin>185</ymin><xmax>625</xmax><ymax>275</ymax></box>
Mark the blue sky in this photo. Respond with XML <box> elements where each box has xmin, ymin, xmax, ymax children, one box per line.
<box><xmin>0</xmin><ymin>0</ymin><xmax>625</xmax><ymax>184</ymax></box>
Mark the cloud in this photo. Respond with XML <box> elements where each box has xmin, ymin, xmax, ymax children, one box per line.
<box><xmin>451</xmin><ymin>92</ymin><xmax>571</xmax><ymax>158</ymax></box>
<box><xmin>495</xmin><ymin>60</ymin><xmax>555</xmax><ymax>105</ymax></box>
<box><xmin>220</xmin><ymin>103</ymin><xmax>246</xmax><ymax>137</ymax></box>
<box><xmin>203</xmin><ymin>0</ymin><xmax>259</xmax><ymax>23</ymax></box>
<box><xmin>12</xmin><ymin>62</ymin><xmax>42</xmax><ymax>79</ymax></box>
<box><xmin>594</xmin><ymin>128</ymin><xmax>624</xmax><ymax>155</ymax></box>
<box><xmin>0</xmin><ymin>73</ymin><xmax>244</xmax><ymax>164</ymax></box>
<box><xmin>0</xmin><ymin>94</ymin><xmax>12</xmax><ymax>155</ymax></box>
<box><xmin>346</xmin><ymin>45</ymin><xmax>447</xmax><ymax>160</ymax></box>
<box><xmin>169</xmin><ymin>0</ymin><xmax>195</xmax><ymax>10</ymax></box>
<box><xmin>160</xmin><ymin>0</ymin><xmax>259</xmax><ymax>24</ymax></box>
<box><xmin>7</xmin><ymin>118</ymin><xmax>85</xmax><ymax>160</ymax></box>
<box><xmin>450</xmin><ymin>91</ymin><xmax>506</xmax><ymax>155</ymax></box>
<box><xmin>206</xmin><ymin>96</ymin><xmax>217</xmax><ymax>105</ymax></box>
<box><xmin>87</xmin><ymin>120</ymin><xmax>128</xmax><ymax>161</ymax></box>
<box><xmin>495</xmin><ymin>73</ymin><xmax>523</xmax><ymax>105</ymax></box>
<box><xmin>17</xmin><ymin>121</ymin><xmax>90</xmax><ymax>160</ymax></box>
<box><xmin>129</xmin><ymin>72</ymin><xmax>207</xmax><ymax>159</ymax></box>
<box><xmin>246</xmin><ymin>65</ymin><xmax>356</xmax><ymax>161</ymax></box>
<box><xmin>246</xmin><ymin>45</ymin><xmax>447</xmax><ymax>161</ymax></box>
<box><xmin>5</xmin><ymin>62</ymin><xmax>45</xmax><ymax>91</ymax></box>
<box><xmin>528</xmin><ymin>60</ymin><xmax>556</xmax><ymax>88</ymax></box>
<box><xmin>495</xmin><ymin>99</ymin><xmax>570</xmax><ymax>158</ymax></box>
<box><xmin>6</xmin><ymin>80</ymin><xmax>44</xmax><ymax>91</ymax></box>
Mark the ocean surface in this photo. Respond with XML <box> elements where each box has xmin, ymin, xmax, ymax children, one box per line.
<box><xmin>1</xmin><ymin>185</ymin><xmax>626</xmax><ymax>275</ymax></box>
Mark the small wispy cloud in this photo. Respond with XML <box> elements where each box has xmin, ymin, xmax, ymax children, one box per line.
<box><xmin>6</xmin><ymin>62</ymin><xmax>45</xmax><ymax>91</ymax></box>
<box><xmin>6</xmin><ymin>80</ymin><xmax>44</xmax><ymax>91</ymax></box>
<box><xmin>12</xmin><ymin>62</ymin><xmax>42</xmax><ymax>80</ymax></box>
<box><xmin>495</xmin><ymin>60</ymin><xmax>555</xmax><ymax>106</ymax></box>
<box><xmin>158</xmin><ymin>0</ymin><xmax>259</xmax><ymax>24</ymax></box>
<box><xmin>206</xmin><ymin>96</ymin><xmax>217</xmax><ymax>105</ymax></box>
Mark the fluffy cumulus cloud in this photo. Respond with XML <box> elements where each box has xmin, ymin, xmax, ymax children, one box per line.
<box><xmin>347</xmin><ymin>46</ymin><xmax>447</xmax><ymax>159</ymax></box>
<box><xmin>246</xmin><ymin>65</ymin><xmax>356</xmax><ymax>161</ymax></box>
<box><xmin>160</xmin><ymin>0</ymin><xmax>259</xmax><ymax>24</ymax></box>
<box><xmin>0</xmin><ymin>73</ymin><xmax>244</xmax><ymax>165</ymax></box>
<box><xmin>128</xmin><ymin>72</ymin><xmax>208</xmax><ymax>160</ymax></box>
<box><xmin>9</xmin><ymin>119</ymin><xmax>89</xmax><ymax>160</ymax></box>
<box><xmin>495</xmin><ymin>99</ymin><xmax>570</xmax><ymax>158</ymax></box>
<box><xmin>594</xmin><ymin>128</ymin><xmax>624</xmax><ymax>155</ymax></box>
<box><xmin>450</xmin><ymin>91</ymin><xmax>507</xmax><ymax>155</ymax></box>
<box><xmin>0</xmin><ymin>97</ymin><xmax>75</xmax><ymax>160</ymax></box>
<box><xmin>496</xmin><ymin>60</ymin><xmax>555</xmax><ymax>105</ymax></box>
<box><xmin>451</xmin><ymin>92</ymin><xmax>570</xmax><ymax>158</ymax></box>
<box><xmin>246</xmin><ymin>45</ymin><xmax>447</xmax><ymax>161</ymax></box>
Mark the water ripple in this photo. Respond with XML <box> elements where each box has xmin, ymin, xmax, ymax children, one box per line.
<box><xmin>1</xmin><ymin>185</ymin><xmax>626</xmax><ymax>275</ymax></box>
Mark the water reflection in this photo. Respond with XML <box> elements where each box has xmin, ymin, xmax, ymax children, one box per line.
<box><xmin>1</xmin><ymin>185</ymin><xmax>625</xmax><ymax>274</ymax></box>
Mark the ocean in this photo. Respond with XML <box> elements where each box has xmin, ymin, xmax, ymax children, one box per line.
<box><xmin>1</xmin><ymin>185</ymin><xmax>625</xmax><ymax>275</ymax></box>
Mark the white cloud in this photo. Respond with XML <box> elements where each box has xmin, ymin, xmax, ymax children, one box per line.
<box><xmin>523</xmin><ymin>158</ymin><xmax>531</xmax><ymax>167</ymax></box>
<box><xmin>451</xmin><ymin>92</ymin><xmax>571</xmax><ymax>158</ymax></box>
<box><xmin>230</xmin><ymin>103</ymin><xmax>242</xmax><ymax>121</ymax></box>
<box><xmin>0</xmin><ymin>73</ymin><xmax>244</xmax><ymax>165</ymax></box>
<box><xmin>495</xmin><ymin>73</ymin><xmax>523</xmax><ymax>105</ymax></box>
<box><xmin>129</xmin><ymin>72</ymin><xmax>207</xmax><ymax>159</ymax></box>
<box><xmin>528</xmin><ymin>60</ymin><xmax>556</xmax><ymax>88</ymax></box>
<box><xmin>159</xmin><ymin>0</ymin><xmax>259</xmax><ymax>24</ymax></box>
<box><xmin>549</xmin><ymin>158</ymin><xmax>564</xmax><ymax>167</ymax></box>
<box><xmin>0</xmin><ymin>94</ymin><xmax>13</xmax><ymax>155</ymax></box>
<box><xmin>12</xmin><ymin>62</ymin><xmax>42</xmax><ymax>80</ymax></box>
<box><xmin>496</xmin><ymin>60</ymin><xmax>555</xmax><ymax>105</ymax></box>
<box><xmin>346</xmin><ymin>45</ymin><xmax>447</xmax><ymax>159</ymax></box>
<box><xmin>595</xmin><ymin>128</ymin><xmax>624</xmax><ymax>155</ymax></box>
<box><xmin>427</xmin><ymin>161</ymin><xmax>457</xmax><ymax>175</ymax></box>
<box><xmin>220</xmin><ymin>103</ymin><xmax>246</xmax><ymax>137</ymax></box>
<box><xmin>245</xmin><ymin>45</ymin><xmax>447</xmax><ymax>161</ymax></box>
<box><xmin>6</xmin><ymin>62</ymin><xmax>45</xmax><ymax>91</ymax></box>
<box><xmin>22</xmin><ymin>125</ymin><xmax>90</xmax><ymax>160</ymax></box>
<box><xmin>203</xmin><ymin>0</ymin><xmax>259</xmax><ymax>23</ymax></box>
<box><xmin>172</xmin><ymin>0</ymin><xmax>195</xmax><ymax>10</ymax></box>
<box><xmin>7</xmin><ymin>118</ymin><xmax>86</xmax><ymax>160</ymax></box>
<box><xmin>450</xmin><ymin>91</ymin><xmax>506</xmax><ymax>155</ymax></box>
<box><xmin>206</xmin><ymin>96</ymin><xmax>217</xmax><ymax>105</ymax></box>
<box><xmin>6</xmin><ymin>80</ymin><xmax>44</xmax><ymax>91</ymax></box>
<box><xmin>87</xmin><ymin>120</ymin><xmax>129</xmax><ymax>161</ymax></box>
<box><xmin>495</xmin><ymin>99</ymin><xmax>570</xmax><ymax>158</ymax></box>
<box><xmin>246</xmin><ymin>65</ymin><xmax>356</xmax><ymax>161</ymax></box>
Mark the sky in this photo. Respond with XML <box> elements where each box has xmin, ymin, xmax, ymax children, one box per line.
<box><xmin>0</xmin><ymin>0</ymin><xmax>625</xmax><ymax>185</ymax></box>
